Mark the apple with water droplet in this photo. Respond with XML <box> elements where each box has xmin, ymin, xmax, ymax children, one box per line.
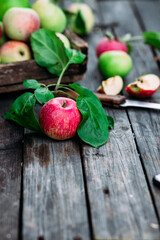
<box><xmin>39</xmin><ymin>97</ymin><xmax>81</xmax><ymax>140</ymax></box>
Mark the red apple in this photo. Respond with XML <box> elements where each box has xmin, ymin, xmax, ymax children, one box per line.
<box><xmin>0</xmin><ymin>41</ymin><xmax>31</xmax><ymax>63</ymax></box>
<box><xmin>125</xmin><ymin>74</ymin><xmax>160</xmax><ymax>98</ymax></box>
<box><xmin>96</xmin><ymin>37</ymin><xmax>128</xmax><ymax>57</ymax></box>
<box><xmin>3</xmin><ymin>7</ymin><xmax>40</xmax><ymax>41</ymax></box>
<box><xmin>39</xmin><ymin>97</ymin><xmax>81</xmax><ymax>140</ymax></box>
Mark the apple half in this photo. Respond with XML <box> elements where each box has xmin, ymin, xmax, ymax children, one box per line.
<box><xmin>125</xmin><ymin>74</ymin><xmax>160</xmax><ymax>98</ymax></box>
<box><xmin>97</xmin><ymin>76</ymin><xmax>123</xmax><ymax>95</ymax></box>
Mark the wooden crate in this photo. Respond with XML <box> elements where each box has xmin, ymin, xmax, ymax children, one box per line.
<box><xmin>0</xmin><ymin>29</ymin><xmax>88</xmax><ymax>94</ymax></box>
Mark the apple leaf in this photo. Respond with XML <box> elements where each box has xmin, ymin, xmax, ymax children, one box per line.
<box><xmin>142</xmin><ymin>31</ymin><xmax>160</xmax><ymax>50</ymax></box>
<box><xmin>65</xmin><ymin>48</ymin><xmax>86</xmax><ymax>64</ymax></box>
<box><xmin>107</xmin><ymin>116</ymin><xmax>114</xmax><ymax>129</ymax></box>
<box><xmin>31</xmin><ymin>29</ymin><xmax>68</xmax><ymax>76</ymax></box>
<box><xmin>69</xmin><ymin>83</ymin><xmax>111</xmax><ymax>148</ymax></box>
<box><xmin>23</xmin><ymin>79</ymin><xmax>42</xmax><ymax>89</ymax></box>
<box><xmin>3</xmin><ymin>92</ymin><xmax>42</xmax><ymax>132</ymax></box>
<box><xmin>35</xmin><ymin>87</ymin><xmax>54</xmax><ymax>104</ymax></box>
<box><xmin>74</xmin><ymin>10</ymin><xmax>86</xmax><ymax>35</ymax></box>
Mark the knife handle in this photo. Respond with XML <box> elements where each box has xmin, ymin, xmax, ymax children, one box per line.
<box><xmin>95</xmin><ymin>93</ymin><xmax>126</xmax><ymax>106</ymax></box>
<box><xmin>56</xmin><ymin>90</ymin><xmax>126</xmax><ymax>107</ymax></box>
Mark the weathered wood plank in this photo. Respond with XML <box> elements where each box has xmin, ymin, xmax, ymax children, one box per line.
<box><xmin>0</xmin><ymin>147</ymin><xmax>22</xmax><ymax>240</ymax></box>
<box><xmin>127</xmin><ymin>0</ymin><xmax>160</xmax><ymax>215</ymax></box>
<box><xmin>0</xmin><ymin>73</ymin><xmax>86</xmax><ymax>94</ymax></box>
<box><xmin>23</xmin><ymin>133</ymin><xmax>90</xmax><ymax>240</ymax></box>
<box><xmin>82</xmin><ymin>108</ymin><xmax>160</xmax><ymax>240</ymax></box>
<box><xmin>78</xmin><ymin>1</ymin><xmax>160</xmax><ymax>239</ymax></box>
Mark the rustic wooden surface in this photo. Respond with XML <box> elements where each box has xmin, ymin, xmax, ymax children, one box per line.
<box><xmin>0</xmin><ymin>0</ymin><xmax>160</xmax><ymax>240</ymax></box>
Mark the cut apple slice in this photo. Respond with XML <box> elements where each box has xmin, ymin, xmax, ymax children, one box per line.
<box><xmin>102</xmin><ymin>76</ymin><xmax>123</xmax><ymax>95</ymax></box>
<box><xmin>125</xmin><ymin>74</ymin><xmax>160</xmax><ymax>98</ymax></box>
<box><xmin>97</xmin><ymin>85</ymin><xmax>104</xmax><ymax>93</ymax></box>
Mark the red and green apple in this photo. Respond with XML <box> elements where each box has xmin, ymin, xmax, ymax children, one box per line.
<box><xmin>0</xmin><ymin>40</ymin><xmax>31</xmax><ymax>63</ymax></box>
<box><xmin>39</xmin><ymin>97</ymin><xmax>81</xmax><ymax>140</ymax></box>
<box><xmin>3</xmin><ymin>7</ymin><xmax>40</xmax><ymax>42</ymax></box>
<box><xmin>125</xmin><ymin>74</ymin><xmax>160</xmax><ymax>98</ymax></box>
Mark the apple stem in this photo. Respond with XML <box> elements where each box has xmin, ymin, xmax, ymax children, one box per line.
<box><xmin>111</xmin><ymin>26</ymin><xmax>119</xmax><ymax>41</ymax></box>
<box><xmin>62</xmin><ymin>100</ymin><xmax>66</xmax><ymax>108</ymax></box>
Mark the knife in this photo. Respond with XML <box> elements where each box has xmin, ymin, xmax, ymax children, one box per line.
<box><xmin>95</xmin><ymin>93</ymin><xmax>160</xmax><ymax>110</ymax></box>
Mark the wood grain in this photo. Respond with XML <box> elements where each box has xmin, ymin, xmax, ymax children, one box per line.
<box><xmin>79</xmin><ymin>1</ymin><xmax>160</xmax><ymax>239</ymax></box>
<box><xmin>0</xmin><ymin>148</ymin><xmax>22</xmax><ymax>240</ymax></box>
<box><xmin>23</xmin><ymin>133</ymin><xmax>90</xmax><ymax>240</ymax></box>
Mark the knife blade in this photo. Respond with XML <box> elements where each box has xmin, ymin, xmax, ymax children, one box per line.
<box><xmin>95</xmin><ymin>93</ymin><xmax>160</xmax><ymax>110</ymax></box>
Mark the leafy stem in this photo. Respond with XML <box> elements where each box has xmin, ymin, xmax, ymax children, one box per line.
<box><xmin>3</xmin><ymin>28</ymin><xmax>114</xmax><ymax>148</ymax></box>
<box><xmin>55</xmin><ymin>61</ymin><xmax>70</xmax><ymax>91</ymax></box>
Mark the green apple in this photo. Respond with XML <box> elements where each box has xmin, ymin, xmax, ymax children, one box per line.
<box><xmin>0</xmin><ymin>0</ymin><xmax>30</xmax><ymax>21</ymax></box>
<box><xmin>0</xmin><ymin>40</ymin><xmax>31</xmax><ymax>63</ymax></box>
<box><xmin>68</xmin><ymin>3</ymin><xmax>94</xmax><ymax>35</ymax></box>
<box><xmin>56</xmin><ymin>33</ymin><xmax>71</xmax><ymax>48</ymax></box>
<box><xmin>32</xmin><ymin>0</ymin><xmax>66</xmax><ymax>33</ymax></box>
<box><xmin>98</xmin><ymin>51</ymin><xmax>132</xmax><ymax>78</ymax></box>
<box><xmin>0</xmin><ymin>21</ymin><xmax>7</xmax><ymax>46</ymax></box>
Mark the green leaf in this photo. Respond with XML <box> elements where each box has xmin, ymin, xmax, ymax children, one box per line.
<box><xmin>107</xmin><ymin>116</ymin><xmax>114</xmax><ymax>129</ymax></box>
<box><xmin>23</xmin><ymin>79</ymin><xmax>42</xmax><ymax>89</ymax></box>
<box><xmin>31</xmin><ymin>29</ymin><xmax>68</xmax><ymax>76</ymax></box>
<box><xmin>2</xmin><ymin>112</ymin><xmax>11</xmax><ymax>120</ymax></box>
<box><xmin>126</xmin><ymin>43</ymin><xmax>133</xmax><ymax>54</ymax></box>
<box><xmin>142</xmin><ymin>31</ymin><xmax>160</xmax><ymax>50</ymax></box>
<box><xmin>6</xmin><ymin>92</ymin><xmax>42</xmax><ymax>132</ymax></box>
<box><xmin>35</xmin><ymin>87</ymin><xmax>54</xmax><ymax>104</ymax></box>
<box><xmin>63</xmin><ymin>9</ymin><xmax>76</xmax><ymax>30</ymax></box>
<box><xmin>69</xmin><ymin>83</ymin><xmax>109</xmax><ymax>148</ymax></box>
<box><xmin>74</xmin><ymin>10</ymin><xmax>86</xmax><ymax>35</ymax></box>
<box><xmin>65</xmin><ymin>48</ymin><xmax>86</xmax><ymax>64</ymax></box>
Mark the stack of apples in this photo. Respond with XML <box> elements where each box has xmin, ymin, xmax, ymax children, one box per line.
<box><xmin>96</xmin><ymin>34</ymin><xmax>133</xmax><ymax>96</ymax></box>
<box><xmin>0</xmin><ymin>0</ymin><xmax>70</xmax><ymax>63</ymax></box>
<box><xmin>0</xmin><ymin>0</ymin><xmax>94</xmax><ymax>64</ymax></box>
<box><xmin>96</xmin><ymin>34</ymin><xmax>160</xmax><ymax>98</ymax></box>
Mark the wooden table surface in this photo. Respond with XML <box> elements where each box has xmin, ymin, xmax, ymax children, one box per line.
<box><xmin>1</xmin><ymin>0</ymin><xmax>160</xmax><ymax>239</ymax></box>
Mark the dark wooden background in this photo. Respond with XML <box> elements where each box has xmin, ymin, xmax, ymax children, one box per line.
<box><xmin>0</xmin><ymin>0</ymin><xmax>160</xmax><ymax>240</ymax></box>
